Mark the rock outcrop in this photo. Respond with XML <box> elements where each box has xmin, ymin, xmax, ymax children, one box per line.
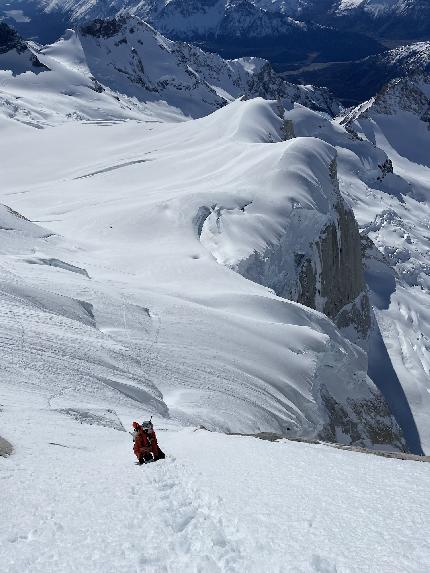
<box><xmin>236</xmin><ymin>159</ymin><xmax>371</xmax><ymax>346</ymax></box>
<box><xmin>0</xmin><ymin>435</ymin><xmax>13</xmax><ymax>457</ymax></box>
<box><xmin>0</xmin><ymin>22</ymin><xmax>49</xmax><ymax>74</ymax></box>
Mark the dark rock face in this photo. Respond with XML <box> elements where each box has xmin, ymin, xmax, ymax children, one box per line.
<box><xmin>81</xmin><ymin>18</ymin><xmax>126</xmax><ymax>39</ymax></box>
<box><xmin>0</xmin><ymin>22</ymin><xmax>50</xmax><ymax>73</ymax></box>
<box><xmin>0</xmin><ymin>22</ymin><xmax>27</xmax><ymax>54</ymax></box>
<box><xmin>377</xmin><ymin>159</ymin><xmax>393</xmax><ymax>181</ymax></box>
<box><xmin>0</xmin><ymin>435</ymin><xmax>13</xmax><ymax>457</ymax></box>
<box><xmin>304</xmin><ymin>200</ymin><xmax>371</xmax><ymax>339</ymax></box>
<box><xmin>319</xmin><ymin>384</ymin><xmax>407</xmax><ymax>452</ymax></box>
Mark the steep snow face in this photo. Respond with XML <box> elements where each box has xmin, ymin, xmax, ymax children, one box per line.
<box><xmin>0</xmin><ymin>19</ymin><xmax>339</xmax><ymax>127</ymax></box>
<box><xmin>1</xmin><ymin>391</ymin><xmax>429</xmax><ymax>573</ymax></box>
<box><xmin>284</xmin><ymin>75</ymin><xmax>430</xmax><ymax>453</ymax></box>
<box><xmin>0</xmin><ymin>98</ymin><xmax>404</xmax><ymax>450</ymax></box>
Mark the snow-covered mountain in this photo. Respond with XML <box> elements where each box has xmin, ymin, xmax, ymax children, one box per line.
<box><xmin>0</xmin><ymin>18</ymin><xmax>340</xmax><ymax>126</ymax></box>
<box><xmin>342</xmin><ymin>76</ymin><xmax>430</xmax><ymax>453</ymax></box>
<box><xmin>253</xmin><ymin>0</ymin><xmax>430</xmax><ymax>41</ymax></box>
<box><xmin>333</xmin><ymin>0</ymin><xmax>430</xmax><ymax>40</ymax></box>
<box><xmin>1</xmin><ymin>17</ymin><xmax>411</xmax><ymax>452</ymax></box>
<box><xmin>2</xmin><ymin>0</ymin><xmax>384</xmax><ymax>65</ymax></box>
<box><xmin>77</xmin><ymin>16</ymin><xmax>341</xmax><ymax>115</ymax></box>
<box><xmin>2</xmin><ymin>11</ymin><xmax>430</xmax><ymax>571</ymax></box>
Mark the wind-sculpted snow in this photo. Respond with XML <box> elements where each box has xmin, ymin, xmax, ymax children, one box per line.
<box><xmin>0</xmin><ymin>98</ymin><xmax>404</xmax><ymax>449</ymax></box>
<box><xmin>199</xmin><ymin>141</ymin><xmax>371</xmax><ymax>347</ymax></box>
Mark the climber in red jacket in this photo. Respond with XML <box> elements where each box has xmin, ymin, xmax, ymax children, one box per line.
<box><xmin>132</xmin><ymin>420</ymin><xmax>165</xmax><ymax>465</ymax></box>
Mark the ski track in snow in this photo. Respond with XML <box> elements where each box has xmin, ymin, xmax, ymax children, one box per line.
<box><xmin>133</xmin><ymin>458</ymin><xmax>246</xmax><ymax>572</ymax></box>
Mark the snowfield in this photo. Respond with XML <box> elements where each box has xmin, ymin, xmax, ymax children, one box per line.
<box><xmin>1</xmin><ymin>93</ymin><xmax>429</xmax><ymax>572</ymax></box>
<box><xmin>2</xmin><ymin>385</ymin><xmax>430</xmax><ymax>573</ymax></box>
<box><xmin>0</xmin><ymin>100</ymin><xmax>383</xmax><ymax>440</ymax></box>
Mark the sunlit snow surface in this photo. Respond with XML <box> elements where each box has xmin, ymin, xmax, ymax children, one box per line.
<box><xmin>0</xmin><ymin>100</ymin><xmax>374</xmax><ymax>438</ymax></box>
<box><xmin>5</xmin><ymin>99</ymin><xmax>428</xmax><ymax>572</ymax></box>
<box><xmin>1</xmin><ymin>19</ymin><xmax>430</xmax><ymax>572</ymax></box>
<box><xmin>1</xmin><ymin>386</ymin><xmax>430</xmax><ymax>573</ymax></box>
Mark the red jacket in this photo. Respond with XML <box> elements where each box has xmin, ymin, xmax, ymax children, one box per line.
<box><xmin>133</xmin><ymin>428</ymin><xmax>159</xmax><ymax>458</ymax></box>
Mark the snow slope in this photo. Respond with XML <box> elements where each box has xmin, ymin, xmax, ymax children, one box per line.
<box><xmin>0</xmin><ymin>96</ymin><xmax>404</xmax><ymax>449</ymax></box>
<box><xmin>1</xmin><ymin>384</ymin><xmax>429</xmax><ymax>572</ymax></box>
